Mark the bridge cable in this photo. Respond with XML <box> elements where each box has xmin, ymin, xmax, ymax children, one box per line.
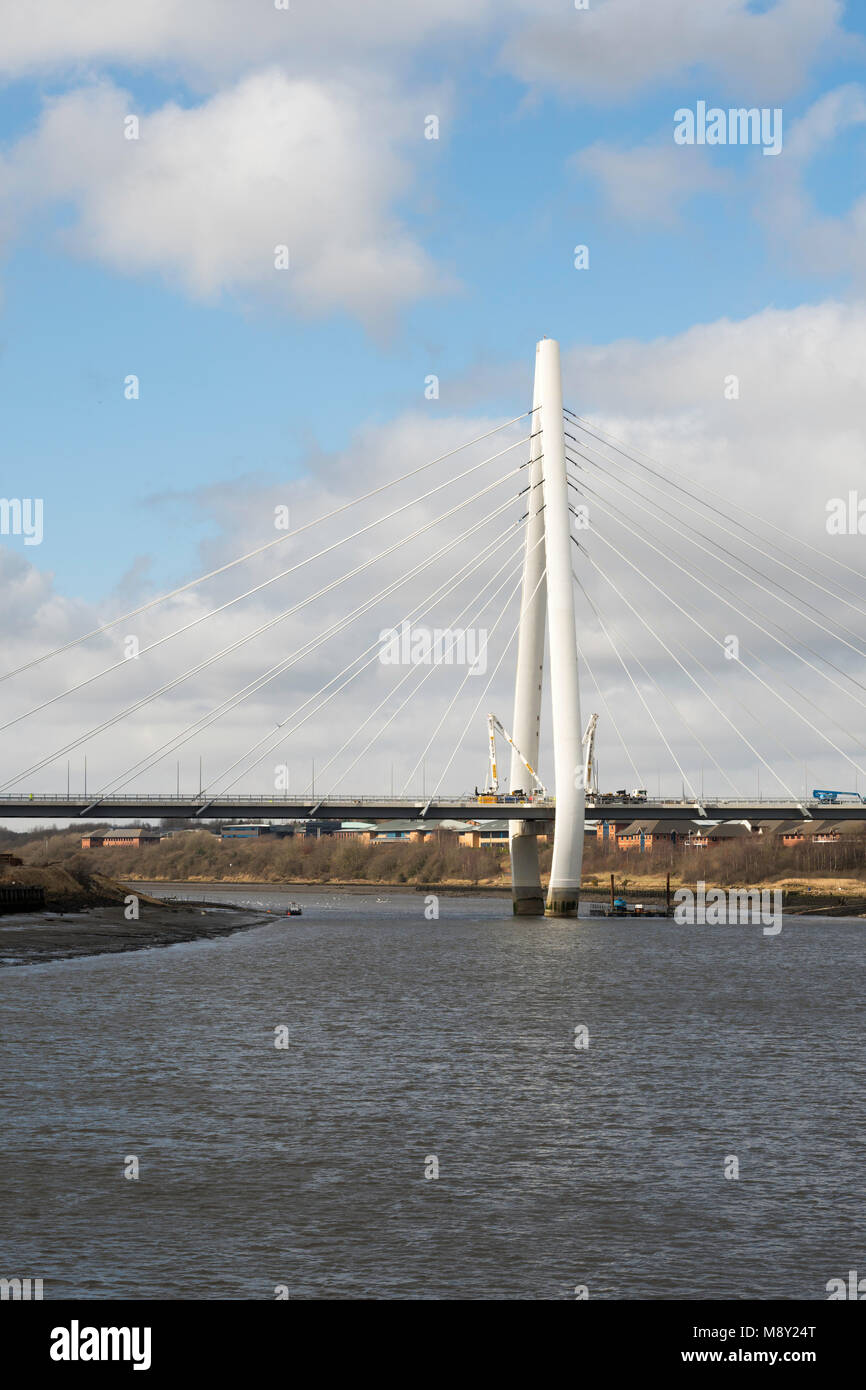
<box><xmin>84</xmin><ymin>504</ymin><xmax>530</xmax><ymax>802</ymax></box>
<box><xmin>0</xmin><ymin>441</ymin><xmax>531</xmax><ymax>734</ymax></box>
<box><xmin>643</xmin><ymin>613</ymin><xmax>806</xmax><ymax>771</ymax></box>
<box><xmin>573</xmin><ymin>634</ymin><xmax>647</xmax><ymax>789</ymax></box>
<box><xmin>572</xmin><ymin>555</ymin><xmax>741</xmax><ymax>796</ymax></box>
<box><xmin>426</xmin><ymin>568</ymin><xmax>548</xmax><ymax>802</ymax></box>
<box><xmin>563</xmin><ymin>406</ymin><xmax>866</xmax><ymax>590</ymax></box>
<box><xmin>401</xmin><ymin>566</ymin><xmax>536</xmax><ymax>796</ymax></box>
<box><xmin>574</xmin><ymin>537</ymin><xmax>808</xmax><ymax>782</ymax></box>
<box><xmin>0</xmin><ymin>467</ymin><xmax>528</xmax><ymax>791</ymax></box>
<box><xmin>567</xmin><ymin>426</ymin><xmax>866</xmax><ymax>631</ymax></box>
<box><xmin>0</xmin><ymin>412</ymin><xmax>533</xmax><ymax>684</ymax></box>
<box><xmin>570</xmin><ymin>466</ymin><xmax>866</xmax><ymax>756</ymax></box>
<box><xmin>569</xmin><ymin>563</ymin><xmax>700</xmax><ymax>799</ymax></box>
<box><xmin>573</xmin><ymin>468</ymin><xmax>866</xmax><ymax>738</ymax></box>
<box><xmin>567</xmin><ymin>441</ymin><xmax>866</xmax><ymax>666</ymax></box>
<box><xmin>197</xmin><ymin>526</ymin><xmax>539</xmax><ymax>802</ymax></box>
<box><xmin>580</xmin><ymin>501</ymin><xmax>866</xmax><ymax>783</ymax></box>
<box><xmin>301</xmin><ymin>540</ymin><xmax>545</xmax><ymax>804</ymax></box>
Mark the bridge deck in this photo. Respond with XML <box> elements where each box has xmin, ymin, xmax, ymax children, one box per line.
<box><xmin>0</xmin><ymin>796</ymin><xmax>863</xmax><ymax>823</ymax></box>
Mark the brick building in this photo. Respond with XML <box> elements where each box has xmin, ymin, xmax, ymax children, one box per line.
<box><xmin>81</xmin><ymin>827</ymin><xmax>161</xmax><ymax>849</ymax></box>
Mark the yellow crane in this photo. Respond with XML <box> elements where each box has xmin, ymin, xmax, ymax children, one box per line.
<box><xmin>483</xmin><ymin>712</ymin><xmax>546</xmax><ymax>799</ymax></box>
<box><xmin>582</xmin><ymin>712</ymin><xmax>599</xmax><ymax>797</ymax></box>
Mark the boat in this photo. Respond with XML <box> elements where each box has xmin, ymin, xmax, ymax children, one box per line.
<box><xmin>286</xmin><ymin>902</ymin><xmax>303</xmax><ymax>916</ymax></box>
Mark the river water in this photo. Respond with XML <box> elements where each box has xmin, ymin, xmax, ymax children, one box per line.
<box><xmin>2</xmin><ymin>885</ymin><xmax>864</xmax><ymax>1300</ymax></box>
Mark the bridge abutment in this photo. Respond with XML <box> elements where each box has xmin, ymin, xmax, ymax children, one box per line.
<box><xmin>510</xmin><ymin>822</ymin><xmax>545</xmax><ymax>915</ymax></box>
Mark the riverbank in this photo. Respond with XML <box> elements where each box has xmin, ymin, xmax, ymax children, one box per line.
<box><xmin>580</xmin><ymin>877</ymin><xmax>866</xmax><ymax>915</ymax></box>
<box><xmin>0</xmin><ymin>862</ymin><xmax>163</xmax><ymax>914</ymax></box>
<box><xmin>0</xmin><ymin>901</ymin><xmax>273</xmax><ymax>967</ymax></box>
<box><xmin>6</xmin><ymin>826</ymin><xmax>864</xmax><ymax>902</ymax></box>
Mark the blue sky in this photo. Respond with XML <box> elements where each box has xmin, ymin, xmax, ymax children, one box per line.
<box><xmin>1</xmin><ymin>1</ymin><xmax>863</xmax><ymax>599</ymax></box>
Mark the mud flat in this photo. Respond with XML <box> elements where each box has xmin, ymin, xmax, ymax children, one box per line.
<box><xmin>0</xmin><ymin>901</ymin><xmax>272</xmax><ymax>967</ymax></box>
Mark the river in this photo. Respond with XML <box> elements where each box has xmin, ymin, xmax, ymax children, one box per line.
<box><xmin>2</xmin><ymin>884</ymin><xmax>863</xmax><ymax>1299</ymax></box>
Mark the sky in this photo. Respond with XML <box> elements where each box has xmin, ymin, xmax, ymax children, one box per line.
<box><xmin>1</xmin><ymin>0</ymin><xmax>865</xmax><ymax>808</ymax></box>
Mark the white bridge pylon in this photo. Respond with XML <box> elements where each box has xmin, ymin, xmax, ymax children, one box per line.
<box><xmin>509</xmin><ymin>338</ymin><xmax>585</xmax><ymax>916</ymax></box>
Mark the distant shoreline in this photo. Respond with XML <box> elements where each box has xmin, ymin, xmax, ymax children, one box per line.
<box><xmin>133</xmin><ymin>878</ymin><xmax>514</xmax><ymax>896</ymax></box>
<box><xmin>134</xmin><ymin>879</ymin><xmax>866</xmax><ymax>915</ymax></box>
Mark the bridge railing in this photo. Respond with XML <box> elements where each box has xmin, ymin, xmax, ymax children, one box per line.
<box><xmin>0</xmin><ymin>792</ymin><xmax>852</xmax><ymax>810</ymax></box>
<box><xmin>0</xmin><ymin>792</ymin><xmax>553</xmax><ymax>806</ymax></box>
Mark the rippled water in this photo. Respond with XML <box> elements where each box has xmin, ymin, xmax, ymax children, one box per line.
<box><xmin>2</xmin><ymin>885</ymin><xmax>864</xmax><ymax>1300</ymax></box>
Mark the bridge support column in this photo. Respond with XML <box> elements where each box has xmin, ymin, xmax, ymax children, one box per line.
<box><xmin>509</xmin><ymin>360</ymin><xmax>547</xmax><ymax>915</ymax></box>
<box><xmin>538</xmin><ymin>338</ymin><xmax>584</xmax><ymax>917</ymax></box>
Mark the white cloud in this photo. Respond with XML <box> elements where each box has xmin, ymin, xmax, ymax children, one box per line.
<box><xmin>556</xmin><ymin>300</ymin><xmax>866</xmax><ymax>793</ymax></box>
<box><xmin>0</xmin><ymin>0</ymin><xmax>496</xmax><ymax>82</ymax></box>
<box><xmin>556</xmin><ymin>302</ymin><xmax>866</xmax><ymax>599</ymax></box>
<box><xmin>754</xmin><ymin>84</ymin><xmax>866</xmax><ymax>285</ymax></box>
<box><xmin>0</xmin><ymin>409</ymin><xmax>534</xmax><ymax>801</ymax></box>
<box><xmin>569</xmin><ymin>82</ymin><xmax>866</xmax><ymax>277</ymax></box>
<box><xmin>0</xmin><ymin>0</ymin><xmax>851</xmax><ymax>105</ymax></box>
<box><xmin>501</xmin><ymin>0</ymin><xmax>852</xmax><ymax>104</ymax></box>
<box><xmin>573</xmin><ymin>140</ymin><xmax>727</xmax><ymax>224</ymax></box>
<box><xmin>0</xmin><ymin>71</ymin><xmax>443</xmax><ymax>323</ymax></box>
<box><xmin>0</xmin><ymin>0</ymin><xmax>853</xmax><ymax>328</ymax></box>
<box><xmin>785</xmin><ymin>81</ymin><xmax>866</xmax><ymax>161</ymax></box>
<box><xmin>3</xmin><ymin>300</ymin><xmax>866</xmax><ymax>800</ymax></box>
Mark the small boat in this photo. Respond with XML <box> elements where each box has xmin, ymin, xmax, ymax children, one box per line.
<box><xmin>286</xmin><ymin>902</ymin><xmax>303</xmax><ymax>916</ymax></box>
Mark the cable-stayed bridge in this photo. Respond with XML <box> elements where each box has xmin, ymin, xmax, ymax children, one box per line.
<box><xmin>2</xmin><ymin>338</ymin><xmax>864</xmax><ymax>915</ymax></box>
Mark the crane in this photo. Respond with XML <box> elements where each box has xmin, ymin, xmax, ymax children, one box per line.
<box><xmin>582</xmin><ymin>713</ymin><xmax>599</xmax><ymax>797</ymax></box>
<box><xmin>485</xmin><ymin>713</ymin><xmax>546</xmax><ymax>797</ymax></box>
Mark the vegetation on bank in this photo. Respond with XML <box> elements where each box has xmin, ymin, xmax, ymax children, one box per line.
<box><xmin>582</xmin><ymin>831</ymin><xmax>866</xmax><ymax>888</ymax></box>
<box><xmin>2</xmin><ymin>823</ymin><xmax>864</xmax><ymax>892</ymax></box>
<box><xmin>0</xmin><ymin>860</ymin><xmax>163</xmax><ymax>912</ymax></box>
<box><xmin>10</xmin><ymin>827</ymin><xmax>508</xmax><ymax>886</ymax></box>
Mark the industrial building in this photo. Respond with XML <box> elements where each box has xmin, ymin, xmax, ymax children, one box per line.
<box><xmin>220</xmin><ymin>820</ymin><xmax>340</xmax><ymax>840</ymax></box>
